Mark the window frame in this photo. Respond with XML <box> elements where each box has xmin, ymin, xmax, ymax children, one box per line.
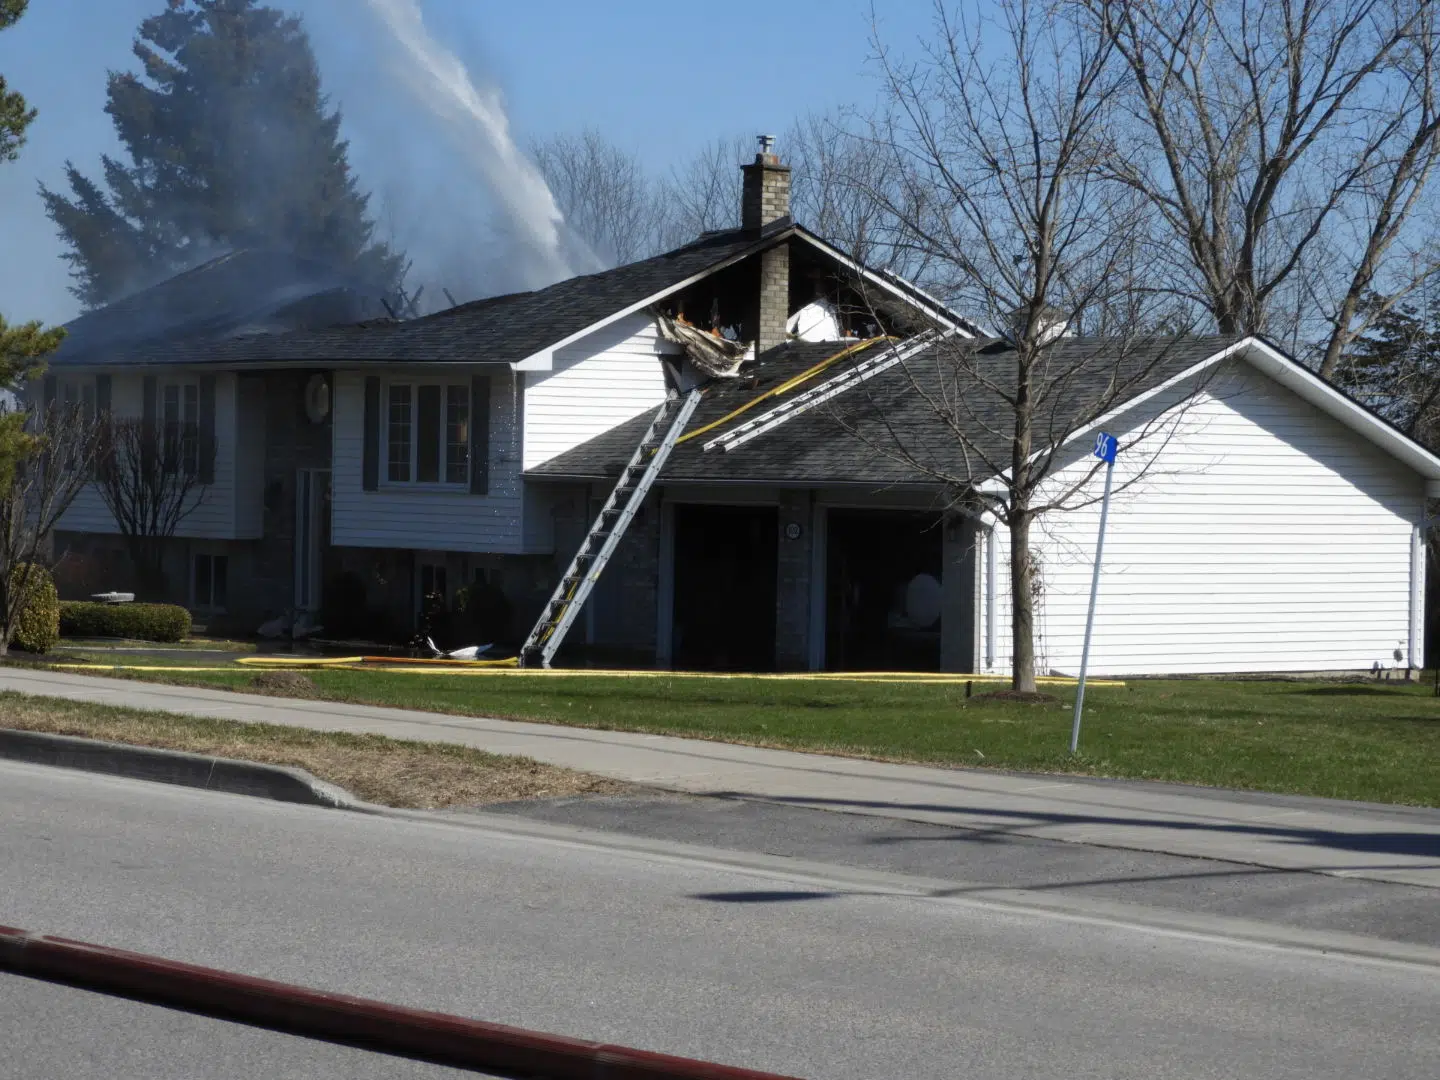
<box><xmin>381</xmin><ymin>378</ymin><xmax>471</xmax><ymax>490</ymax></box>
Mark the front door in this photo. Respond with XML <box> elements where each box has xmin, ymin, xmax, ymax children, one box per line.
<box><xmin>294</xmin><ymin>469</ymin><xmax>331</xmax><ymax>612</ymax></box>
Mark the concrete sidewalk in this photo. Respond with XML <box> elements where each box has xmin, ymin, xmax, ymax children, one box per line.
<box><xmin>3</xmin><ymin>666</ymin><xmax>1438</xmax><ymax>888</ymax></box>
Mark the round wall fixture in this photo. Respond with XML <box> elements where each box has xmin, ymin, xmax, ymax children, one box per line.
<box><xmin>303</xmin><ymin>373</ymin><xmax>331</xmax><ymax>424</ymax></box>
<box><xmin>784</xmin><ymin>522</ymin><xmax>803</xmax><ymax>540</ymax></box>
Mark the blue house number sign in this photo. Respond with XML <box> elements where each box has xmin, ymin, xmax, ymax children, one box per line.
<box><xmin>1092</xmin><ymin>431</ymin><xmax>1118</xmax><ymax>463</ymax></box>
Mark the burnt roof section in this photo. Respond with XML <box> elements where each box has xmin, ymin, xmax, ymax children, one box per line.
<box><xmin>52</xmin><ymin>249</ymin><xmax>384</xmax><ymax>366</ymax></box>
<box><xmin>527</xmin><ymin>334</ymin><xmax>1245</xmax><ymax>487</ymax></box>
<box><xmin>47</xmin><ymin>223</ymin><xmax>976</xmax><ymax>369</ymax></box>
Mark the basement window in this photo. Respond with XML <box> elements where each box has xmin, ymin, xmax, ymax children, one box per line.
<box><xmin>385</xmin><ymin>381</ymin><xmax>469</xmax><ymax>486</ymax></box>
<box><xmin>192</xmin><ymin>552</ymin><xmax>229</xmax><ymax>612</ymax></box>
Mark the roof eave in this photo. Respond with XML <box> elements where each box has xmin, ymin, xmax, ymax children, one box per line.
<box><xmin>790</xmin><ymin>226</ymin><xmax>982</xmax><ymax>338</ymax></box>
<box><xmin>1242</xmin><ymin>337</ymin><xmax>1440</xmax><ymax>483</ymax></box>
<box><xmin>976</xmin><ymin>335</ymin><xmax>1440</xmax><ymax>493</ymax></box>
<box><xmin>510</xmin><ymin>228</ymin><xmax>800</xmax><ymax>370</ymax></box>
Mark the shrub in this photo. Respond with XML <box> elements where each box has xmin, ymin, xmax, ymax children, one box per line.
<box><xmin>59</xmin><ymin>600</ymin><xmax>191</xmax><ymax>643</ymax></box>
<box><xmin>8</xmin><ymin>564</ymin><xmax>61</xmax><ymax>654</ymax></box>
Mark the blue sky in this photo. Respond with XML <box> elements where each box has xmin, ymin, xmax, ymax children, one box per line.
<box><xmin>0</xmin><ymin>0</ymin><xmax>932</xmax><ymax>325</ymax></box>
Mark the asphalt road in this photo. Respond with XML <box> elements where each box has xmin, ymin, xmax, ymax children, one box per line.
<box><xmin>0</xmin><ymin>972</ymin><xmax>484</xmax><ymax>1080</ymax></box>
<box><xmin>487</xmin><ymin>792</ymin><xmax>1440</xmax><ymax>946</ymax></box>
<box><xmin>2</xmin><ymin>761</ymin><xmax>1438</xmax><ymax>1080</ymax></box>
<box><xmin>10</xmin><ymin>666</ymin><xmax>1438</xmax><ymax>887</ymax></box>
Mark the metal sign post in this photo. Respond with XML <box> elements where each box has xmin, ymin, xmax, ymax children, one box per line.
<box><xmin>1070</xmin><ymin>431</ymin><xmax>1118</xmax><ymax>755</ymax></box>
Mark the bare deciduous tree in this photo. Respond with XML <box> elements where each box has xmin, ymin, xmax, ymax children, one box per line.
<box><xmin>97</xmin><ymin>416</ymin><xmax>213</xmax><ymax>599</ymax></box>
<box><xmin>532</xmin><ymin>129</ymin><xmax>658</xmax><ymax>267</ymax></box>
<box><xmin>836</xmin><ymin>0</ymin><xmax>1206</xmax><ymax>692</ymax></box>
<box><xmin>1087</xmin><ymin>0</ymin><xmax>1440</xmax><ymax>374</ymax></box>
<box><xmin>0</xmin><ymin>399</ymin><xmax>103</xmax><ymax>654</ymax></box>
<box><xmin>653</xmin><ymin>135</ymin><xmax>750</xmax><ymax>250</ymax></box>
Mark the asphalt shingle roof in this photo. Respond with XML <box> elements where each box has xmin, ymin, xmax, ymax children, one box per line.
<box><xmin>52</xmin><ymin>249</ymin><xmax>379</xmax><ymax>366</ymax></box>
<box><xmin>55</xmin><ymin>227</ymin><xmax>788</xmax><ymax>369</ymax></box>
<box><xmin>527</xmin><ymin>334</ymin><xmax>1244</xmax><ymax>487</ymax></box>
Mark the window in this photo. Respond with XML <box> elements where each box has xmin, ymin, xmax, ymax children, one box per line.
<box><xmin>59</xmin><ymin>377</ymin><xmax>96</xmax><ymax>423</ymax></box>
<box><xmin>387</xmin><ymin>383</ymin><xmax>412</xmax><ymax>482</ymax></box>
<box><xmin>445</xmin><ymin>385</ymin><xmax>470</xmax><ymax>484</ymax></box>
<box><xmin>161</xmin><ymin>380</ymin><xmax>200</xmax><ymax>475</ymax></box>
<box><xmin>193</xmin><ymin>552</ymin><xmax>229</xmax><ymax>611</ymax></box>
<box><xmin>420</xmin><ymin>563</ymin><xmax>448</xmax><ymax>600</ymax></box>
<box><xmin>385</xmin><ymin>381</ymin><xmax>469</xmax><ymax>486</ymax></box>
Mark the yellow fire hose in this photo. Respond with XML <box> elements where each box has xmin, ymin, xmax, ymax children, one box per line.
<box><xmin>674</xmin><ymin>335</ymin><xmax>893</xmax><ymax>447</ymax></box>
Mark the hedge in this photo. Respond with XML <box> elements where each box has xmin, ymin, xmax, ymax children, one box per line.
<box><xmin>59</xmin><ymin>601</ymin><xmax>192</xmax><ymax>643</ymax></box>
<box><xmin>8</xmin><ymin>564</ymin><xmax>60</xmax><ymax>654</ymax></box>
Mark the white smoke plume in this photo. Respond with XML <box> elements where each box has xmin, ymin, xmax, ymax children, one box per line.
<box><xmin>359</xmin><ymin>0</ymin><xmax>600</xmax><ymax>291</ymax></box>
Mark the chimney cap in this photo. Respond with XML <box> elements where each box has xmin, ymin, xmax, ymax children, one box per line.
<box><xmin>757</xmin><ymin>134</ymin><xmax>776</xmax><ymax>155</ymax></box>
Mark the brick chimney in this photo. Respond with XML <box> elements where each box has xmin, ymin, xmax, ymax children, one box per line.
<box><xmin>741</xmin><ymin>135</ymin><xmax>792</xmax><ymax>354</ymax></box>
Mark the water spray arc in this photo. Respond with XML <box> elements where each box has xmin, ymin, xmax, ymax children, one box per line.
<box><xmin>360</xmin><ymin>0</ymin><xmax>601</xmax><ymax>288</ymax></box>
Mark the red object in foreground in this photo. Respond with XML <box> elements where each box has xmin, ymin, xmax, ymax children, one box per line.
<box><xmin>0</xmin><ymin>924</ymin><xmax>805</xmax><ymax>1080</ymax></box>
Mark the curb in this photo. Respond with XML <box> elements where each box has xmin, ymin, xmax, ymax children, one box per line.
<box><xmin>0</xmin><ymin>728</ymin><xmax>360</xmax><ymax>809</ymax></box>
<box><xmin>0</xmin><ymin>924</ymin><xmax>803</xmax><ymax>1080</ymax></box>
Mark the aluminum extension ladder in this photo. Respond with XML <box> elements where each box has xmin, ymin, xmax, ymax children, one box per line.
<box><xmin>519</xmin><ymin>386</ymin><xmax>703</xmax><ymax>668</ymax></box>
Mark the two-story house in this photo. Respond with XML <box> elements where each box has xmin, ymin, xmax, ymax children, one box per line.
<box><xmin>42</xmin><ymin>145</ymin><xmax>1440</xmax><ymax>676</ymax></box>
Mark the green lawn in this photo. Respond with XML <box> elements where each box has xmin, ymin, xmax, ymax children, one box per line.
<box><xmin>52</xmin><ymin>662</ymin><xmax>1440</xmax><ymax>807</ymax></box>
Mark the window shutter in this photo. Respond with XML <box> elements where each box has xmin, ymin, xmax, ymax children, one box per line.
<box><xmin>93</xmin><ymin>375</ymin><xmax>112</xmax><ymax>482</ymax></box>
<box><xmin>363</xmin><ymin>376</ymin><xmax>380</xmax><ymax>492</ymax></box>
<box><xmin>198</xmin><ymin>374</ymin><xmax>216</xmax><ymax>485</ymax></box>
<box><xmin>469</xmin><ymin>375</ymin><xmax>490</xmax><ymax>495</ymax></box>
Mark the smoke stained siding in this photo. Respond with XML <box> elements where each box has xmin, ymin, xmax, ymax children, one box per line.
<box><xmin>981</xmin><ymin>364</ymin><xmax>1427</xmax><ymax>676</ymax></box>
<box><xmin>55</xmin><ymin>371</ymin><xmax>256</xmax><ymax>540</ymax></box>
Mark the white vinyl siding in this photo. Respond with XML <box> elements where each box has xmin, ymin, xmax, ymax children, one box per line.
<box><xmin>522</xmin><ymin>312</ymin><xmax>678</xmax><ymax>470</ymax></box>
<box><xmin>331</xmin><ymin>367</ymin><xmax>527</xmax><ymax>552</ymax></box>
<box><xmin>56</xmin><ymin>371</ymin><xmax>251</xmax><ymax>540</ymax></box>
<box><xmin>979</xmin><ymin>363</ymin><xmax>1426</xmax><ymax>676</ymax></box>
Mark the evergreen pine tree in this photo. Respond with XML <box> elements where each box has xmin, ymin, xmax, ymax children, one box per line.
<box><xmin>1338</xmin><ymin>293</ymin><xmax>1440</xmax><ymax>450</ymax></box>
<box><xmin>2</xmin><ymin>0</ymin><xmax>65</xmax><ymax>486</ymax></box>
<box><xmin>42</xmin><ymin>0</ymin><xmax>403</xmax><ymax>308</ymax></box>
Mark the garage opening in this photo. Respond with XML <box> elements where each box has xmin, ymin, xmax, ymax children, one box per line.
<box><xmin>672</xmin><ymin>504</ymin><xmax>778</xmax><ymax>671</ymax></box>
<box><xmin>826</xmin><ymin>510</ymin><xmax>943</xmax><ymax>671</ymax></box>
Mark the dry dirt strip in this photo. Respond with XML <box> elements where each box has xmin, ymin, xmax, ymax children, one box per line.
<box><xmin>0</xmin><ymin>690</ymin><xmax>627</xmax><ymax>810</ymax></box>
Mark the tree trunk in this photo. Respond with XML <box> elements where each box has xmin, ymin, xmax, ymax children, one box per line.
<box><xmin>1318</xmin><ymin>294</ymin><xmax>1361</xmax><ymax>380</ymax></box>
<box><xmin>1009</xmin><ymin>509</ymin><xmax>1037</xmax><ymax>693</ymax></box>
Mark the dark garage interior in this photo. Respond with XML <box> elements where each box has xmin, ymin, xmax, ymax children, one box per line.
<box><xmin>672</xmin><ymin>504</ymin><xmax>778</xmax><ymax>671</ymax></box>
<box><xmin>826</xmin><ymin>509</ymin><xmax>943</xmax><ymax>671</ymax></box>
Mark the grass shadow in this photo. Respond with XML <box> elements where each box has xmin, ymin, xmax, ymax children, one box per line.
<box><xmin>1289</xmin><ymin>686</ymin><xmax>1422</xmax><ymax>697</ymax></box>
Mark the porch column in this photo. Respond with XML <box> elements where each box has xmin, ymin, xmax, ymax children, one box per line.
<box><xmin>775</xmin><ymin>489</ymin><xmax>814</xmax><ymax>671</ymax></box>
<box><xmin>940</xmin><ymin>514</ymin><xmax>978</xmax><ymax>672</ymax></box>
